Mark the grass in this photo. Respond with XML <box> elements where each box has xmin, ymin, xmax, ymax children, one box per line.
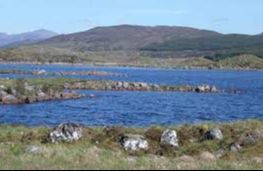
<box><xmin>1</xmin><ymin>45</ymin><xmax>263</xmax><ymax>69</ymax></box>
<box><xmin>0</xmin><ymin>78</ymin><xmax>80</xmax><ymax>91</ymax></box>
<box><xmin>0</xmin><ymin>120</ymin><xmax>262</xmax><ymax>170</ymax></box>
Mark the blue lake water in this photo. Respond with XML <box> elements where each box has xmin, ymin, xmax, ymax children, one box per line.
<box><xmin>0</xmin><ymin>63</ymin><xmax>263</xmax><ymax>127</ymax></box>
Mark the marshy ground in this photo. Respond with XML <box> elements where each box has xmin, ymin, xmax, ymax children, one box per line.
<box><xmin>0</xmin><ymin>120</ymin><xmax>262</xmax><ymax>170</ymax></box>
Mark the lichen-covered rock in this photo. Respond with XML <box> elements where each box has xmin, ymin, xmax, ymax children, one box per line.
<box><xmin>49</xmin><ymin>123</ymin><xmax>83</xmax><ymax>143</ymax></box>
<box><xmin>120</xmin><ymin>134</ymin><xmax>149</xmax><ymax>151</ymax></box>
<box><xmin>230</xmin><ymin>143</ymin><xmax>242</xmax><ymax>152</ymax></box>
<box><xmin>230</xmin><ymin>130</ymin><xmax>262</xmax><ymax>152</ymax></box>
<box><xmin>160</xmin><ymin>129</ymin><xmax>179</xmax><ymax>147</ymax></box>
<box><xmin>236</xmin><ymin>130</ymin><xmax>262</xmax><ymax>146</ymax></box>
<box><xmin>204</xmin><ymin>128</ymin><xmax>223</xmax><ymax>140</ymax></box>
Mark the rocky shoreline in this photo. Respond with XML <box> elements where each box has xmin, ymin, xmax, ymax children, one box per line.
<box><xmin>64</xmin><ymin>80</ymin><xmax>218</xmax><ymax>93</ymax></box>
<box><xmin>0</xmin><ymin>78</ymin><xmax>219</xmax><ymax>105</ymax></box>
<box><xmin>0</xmin><ymin>80</ymin><xmax>84</xmax><ymax>105</ymax></box>
<box><xmin>0</xmin><ymin>69</ymin><xmax>127</xmax><ymax>77</ymax></box>
<box><xmin>0</xmin><ymin>61</ymin><xmax>263</xmax><ymax>71</ymax></box>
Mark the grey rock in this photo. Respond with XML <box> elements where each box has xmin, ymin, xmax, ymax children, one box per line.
<box><xmin>2</xmin><ymin>95</ymin><xmax>19</xmax><ymax>104</ymax></box>
<box><xmin>34</xmin><ymin>69</ymin><xmax>47</xmax><ymax>75</ymax></box>
<box><xmin>204</xmin><ymin>128</ymin><xmax>223</xmax><ymax>140</ymax></box>
<box><xmin>123</xmin><ymin>82</ymin><xmax>129</xmax><ymax>89</ymax></box>
<box><xmin>230</xmin><ymin>143</ymin><xmax>242</xmax><ymax>152</ymax></box>
<box><xmin>211</xmin><ymin>86</ymin><xmax>218</xmax><ymax>92</ymax></box>
<box><xmin>160</xmin><ymin>129</ymin><xmax>179</xmax><ymax>147</ymax></box>
<box><xmin>49</xmin><ymin>123</ymin><xmax>83</xmax><ymax>143</ymax></box>
<box><xmin>120</xmin><ymin>134</ymin><xmax>149</xmax><ymax>151</ymax></box>
<box><xmin>0</xmin><ymin>90</ymin><xmax>7</xmax><ymax>98</ymax></box>
<box><xmin>24</xmin><ymin>83</ymin><xmax>35</xmax><ymax>92</ymax></box>
<box><xmin>237</xmin><ymin>130</ymin><xmax>262</xmax><ymax>146</ymax></box>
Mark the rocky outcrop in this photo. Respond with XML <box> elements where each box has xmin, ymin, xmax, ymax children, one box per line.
<box><xmin>0</xmin><ymin>81</ymin><xmax>84</xmax><ymax>105</ymax></box>
<box><xmin>56</xmin><ymin>71</ymin><xmax>127</xmax><ymax>77</ymax></box>
<box><xmin>160</xmin><ymin>129</ymin><xmax>179</xmax><ymax>147</ymax></box>
<box><xmin>119</xmin><ymin>134</ymin><xmax>149</xmax><ymax>151</ymax></box>
<box><xmin>64</xmin><ymin>81</ymin><xmax>219</xmax><ymax>93</ymax></box>
<box><xmin>0</xmin><ymin>69</ymin><xmax>127</xmax><ymax>77</ymax></box>
<box><xmin>49</xmin><ymin>123</ymin><xmax>83</xmax><ymax>143</ymax></box>
<box><xmin>195</xmin><ymin>85</ymin><xmax>218</xmax><ymax>93</ymax></box>
<box><xmin>230</xmin><ymin>130</ymin><xmax>262</xmax><ymax>152</ymax></box>
<box><xmin>1</xmin><ymin>95</ymin><xmax>19</xmax><ymax>105</ymax></box>
<box><xmin>204</xmin><ymin>128</ymin><xmax>223</xmax><ymax>140</ymax></box>
<box><xmin>33</xmin><ymin>69</ymin><xmax>47</xmax><ymax>75</ymax></box>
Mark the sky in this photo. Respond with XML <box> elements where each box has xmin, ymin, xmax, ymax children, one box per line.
<box><xmin>0</xmin><ymin>0</ymin><xmax>262</xmax><ymax>35</ymax></box>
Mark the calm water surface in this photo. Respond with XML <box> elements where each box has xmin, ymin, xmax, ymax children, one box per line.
<box><xmin>0</xmin><ymin>64</ymin><xmax>262</xmax><ymax>127</ymax></box>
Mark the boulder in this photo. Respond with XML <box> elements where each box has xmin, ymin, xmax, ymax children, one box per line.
<box><xmin>123</xmin><ymin>82</ymin><xmax>129</xmax><ymax>89</ymax></box>
<box><xmin>34</xmin><ymin>69</ymin><xmax>47</xmax><ymax>75</ymax></box>
<box><xmin>120</xmin><ymin>134</ymin><xmax>149</xmax><ymax>151</ymax></box>
<box><xmin>230</xmin><ymin>143</ymin><xmax>242</xmax><ymax>152</ymax></box>
<box><xmin>24</xmin><ymin>82</ymin><xmax>35</xmax><ymax>92</ymax></box>
<box><xmin>195</xmin><ymin>85</ymin><xmax>218</xmax><ymax>93</ymax></box>
<box><xmin>0</xmin><ymin>90</ymin><xmax>7</xmax><ymax>98</ymax></box>
<box><xmin>49</xmin><ymin>123</ymin><xmax>83</xmax><ymax>143</ymax></box>
<box><xmin>204</xmin><ymin>128</ymin><xmax>223</xmax><ymax>140</ymax></box>
<box><xmin>195</xmin><ymin>85</ymin><xmax>206</xmax><ymax>93</ymax></box>
<box><xmin>61</xmin><ymin>92</ymin><xmax>77</xmax><ymax>99</ymax></box>
<box><xmin>2</xmin><ymin>95</ymin><xmax>19</xmax><ymax>104</ymax></box>
<box><xmin>0</xmin><ymin>85</ymin><xmax>5</xmax><ymax>90</ymax></box>
<box><xmin>37</xmin><ymin>91</ymin><xmax>47</xmax><ymax>101</ymax></box>
<box><xmin>116</xmin><ymin>82</ymin><xmax>123</xmax><ymax>89</ymax></box>
<box><xmin>236</xmin><ymin>130</ymin><xmax>262</xmax><ymax>147</ymax></box>
<box><xmin>211</xmin><ymin>86</ymin><xmax>218</xmax><ymax>92</ymax></box>
<box><xmin>160</xmin><ymin>129</ymin><xmax>179</xmax><ymax>147</ymax></box>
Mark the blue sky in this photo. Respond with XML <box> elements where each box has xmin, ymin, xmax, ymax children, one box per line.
<box><xmin>0</xmin><ymin>0</ymin><xmax>262</xmax><ymax>34</ymax></box>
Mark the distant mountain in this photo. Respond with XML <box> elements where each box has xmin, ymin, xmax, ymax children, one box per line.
<box><xmin>41</xmin><ymin>25</ymin><xmax>221</xmax><ymax>51</ymax></box>
<box><xmin>1</xmin><ymin>25</ymin><xmax>263</xmax><ymax>69</ymax></box>
<box><xmin>0</xmin><ymin>29</ymin><xmax>58</xmax><ymax>48</ymax></box>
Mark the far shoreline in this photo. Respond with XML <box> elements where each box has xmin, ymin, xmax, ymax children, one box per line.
<box><xmin>0</xmin><ymin>60</ymin><xmax>263</xmax><ymax>72</ymax></box>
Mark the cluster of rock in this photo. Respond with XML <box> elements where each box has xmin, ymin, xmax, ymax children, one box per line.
<box><xmin>48</xmin><ymin>123</ymin><xmax>263</xmax><ymax>158</ymax></box>
<box><xmin>54</xmin><ymin>71</ymin><xmax>127</xmax><ymax>77</ymax></box>
<box><xmin>230</xmin><ymin>130</ymin><xmax>262</xmax><ymax>152</ymax></box>
<box><xmin>49</xmin><ymin>123</ymin><xmax>83</xmax><ymax>143</ymax></box>
<box><xmin>48</xmin><ymin>123</ymin><xmax>227</xmax><ymax>152</ymax></box>
<box><xmin>0</xmin><ymin>82</ymin><xmax>83</xmax><ymax>105</ymax></box>
<box><xmin>64</xmin><ymin>81</ymin><xmax>218</xmax><ymax>93</ymax></box>
<box><xmin>0</xmin><ymin>69</ymin><xmax>127</xmax><ymax>78</ymax></box>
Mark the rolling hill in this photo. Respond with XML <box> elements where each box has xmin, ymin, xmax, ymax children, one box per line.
<box><xmin>41</xmin><ymin>25</ymin><xmax>221</xmax><ymax>51</ymax></box>
<box><xmin>0</xmin><ymin>25</ymin><xmax>263</xmax><ymax>69</ymax></box>
<box><xmin>0</xmin><ymin>29</ymin><xmax>58</xmax><ymax>48</ymax></box>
